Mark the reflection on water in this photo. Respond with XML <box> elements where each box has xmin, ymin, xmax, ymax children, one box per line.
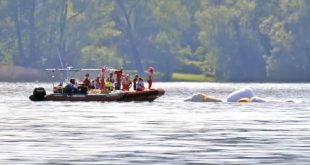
<box><xmin>0</xmin><ymin>82</ymin><xmax>310</xmax><ymax>164</ymax></box>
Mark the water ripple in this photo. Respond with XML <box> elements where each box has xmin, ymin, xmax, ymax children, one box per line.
<box><xmin>0</xmin><ymin>82</ymin><xmax>310</xmax><ymax>164</ymax></box>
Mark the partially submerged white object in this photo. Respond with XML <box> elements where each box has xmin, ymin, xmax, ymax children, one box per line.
<box><xmin>250</xmin><ymin>97</ymin><xmax>266</xmax><ymax>103</ymax></box>
<box><xmin>227</xmin><ymin>87</ymin><xmax>255</xmax><ymax>102</ymax></box>
<box><xmin>185</xmin><ymin>93</ymin><xmax>222</xmax><ymax>102</ymax></box>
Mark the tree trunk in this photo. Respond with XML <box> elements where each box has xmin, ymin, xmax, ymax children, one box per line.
<box><xmin>116</xmin><ymin>1</ymin><xmax>144</xmax><ymax>76</ymax></box>
<box><xmin>59</xmin><ymin>0</ymin><xmax>68</xmax><ymax>67</ymax></box>
<box><xmin>12</xmin><ymin>0</ymin><xmax>25</xmax><ymax>66</ymax></box>
<box><xmin>232</xmin><ymin>18</ymin><xmax>243</xmax><ymax>81</ymax></box>
<box><xmin>29</xmin><ymin>0</ymin><xmax>36</xmax><ymax>68</ymax></box>
<box><xmin>127</xmin><ymin>30</ymin><xmax>144</xmax><ymax>76</ymax></box>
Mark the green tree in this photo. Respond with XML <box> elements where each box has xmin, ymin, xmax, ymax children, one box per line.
<box><xmin>196</xmin><ymin>0</ymin><xmax>266</xmax><ymax>81</ymax></box>
<box><xmin>259</xmin><ymin>0</ymin><xmax>306</xmax><ymax>81</ymax></box>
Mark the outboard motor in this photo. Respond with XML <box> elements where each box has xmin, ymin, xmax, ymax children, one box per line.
<box><xmin>29</xmin><ymin>87</ymin><xmax>46</xmax><ymax>101</ymax></box>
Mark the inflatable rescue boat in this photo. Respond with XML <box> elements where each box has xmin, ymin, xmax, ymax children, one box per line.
<box><xmin>29</xmin><ymin>87</ymin><xmax>165</xmax><ymax>102</ymax></box>
<box><xmin>29</xmin><ymin>67</ymin><xmax>165</xmax><ymax>102</ymax></box>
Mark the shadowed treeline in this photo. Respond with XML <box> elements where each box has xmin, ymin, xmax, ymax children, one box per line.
<box><xmin>0</xmin><ymin>0</ymin><xmax>310</xmax><ymax>82</ymax></box>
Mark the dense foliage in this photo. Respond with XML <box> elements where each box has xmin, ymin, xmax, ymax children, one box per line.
<box><xmin>0</xmin><ymin>0</ymin><xmax>310</xmax><ymax>81</ymax></box>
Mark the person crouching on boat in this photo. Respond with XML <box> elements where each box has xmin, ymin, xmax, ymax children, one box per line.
<box><xmin>122</xmin><ymin>74</ymin><xmax>132</xmax><ymax>91</ymax></box>
<box><xmin>147</xmin><ymin>67</ymin><xmax>154</xmax><ymax>89</ymax></box>
<box><xmin>133</xmin><ymin>74</ymin><xmax>139</xmax><ymax>90</ymax></box>
<box><xmin>136</xmin><ymin>77</ymin><xmax>145</xmax><ymax>91</ymax></box>
<box><xmin>64</xmin><ymin>78</ymin><xmax>78</xmax><ymax>95</ymax></box>
<box><xmin>105</xmin><ymin>72</ymin><xmax>115</xmax><ymax>92</ymax></box>
<box><xmin>83</xmin><ymin>73</ymin><xmax>91</xmax><ymax>89</ymax></box>
<box><xmin>105</xmin><ymin>81</ymin><xmax>113</xmax><ymax>93</ymax></box>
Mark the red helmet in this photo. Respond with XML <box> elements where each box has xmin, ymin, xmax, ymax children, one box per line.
<box><xmin>101</xmin><ymin>66</ymin><xmax>107</xmax><ymax>73</ymax></box>
<box><xmin>148</xmin><ymin>66</ymin><xmax>155</xmax><ymax>73</ymax></box>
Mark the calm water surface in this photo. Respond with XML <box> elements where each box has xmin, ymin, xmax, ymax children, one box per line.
<box><xmin>1</xmin><ymin>82</ymin><xmax>310</xmax><ymax>164</ymax></box>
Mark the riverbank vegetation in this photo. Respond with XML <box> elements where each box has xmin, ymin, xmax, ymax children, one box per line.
<box><xmin>1</xmin><ymin>0</ymin><xmax>310</xmax><ymax>82</ymax></box>
<box><xmin>171</xmin><ymin>73</ymin><xmax>214</xmax><ymax>82</ymax></box>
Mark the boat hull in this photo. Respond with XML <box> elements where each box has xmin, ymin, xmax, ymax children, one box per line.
<box><xmin>30</xmin><ymin>89</ymin><xmax>165</xmax><ymax>102</ymax></box>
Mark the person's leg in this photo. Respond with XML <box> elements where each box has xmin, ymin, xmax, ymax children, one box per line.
<box><xmin>148</xmin><ymin>80</ymin><xmax>152</xmax><ymax>89</ymax></box>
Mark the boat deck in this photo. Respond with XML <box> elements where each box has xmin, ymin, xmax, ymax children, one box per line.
<box><xmin>42</xmin><ymin>89</ymin><xmax>165</xmax><ymax>102</ymax></box>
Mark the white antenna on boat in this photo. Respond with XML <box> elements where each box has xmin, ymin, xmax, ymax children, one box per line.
<box><xmin>56</xmin><ymin>46</ymin><xmax>64</xmax><ymax>69</ymax></box>
<box><xmin>56</xmin><ymin>45</ymin><xmax>66</xmax><ymax>82</ymax></box>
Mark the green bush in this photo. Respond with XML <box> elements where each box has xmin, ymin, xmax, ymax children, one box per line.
<box><xmin>171</xmin><ymin>72</ymin><xmax>215</xmax><ymax>82</ymax></box>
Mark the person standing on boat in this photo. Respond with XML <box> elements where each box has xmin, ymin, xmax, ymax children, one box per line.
<box><xmin>122</xmin><ymin>74</ymin><xmax>132</xmax><ymax>91</ymax></box>
<box><xmin>100</xmin><ymin>66</ymin><xmax>107</xmax><ymax>93</ymax></box>
<box><xmin>100</xmin><ymin>74</ymin><xmax>106</xmax><ymax>93</ymax></box>
<box><xmin>114</xmin><ymin>68</ymin><xmax>123</xmax><ymax>90</ymax></box>
<box><xmin>133</xmin><ymin>74</ymin><xmax>139</xmax><ymax>90</ymax></box>
<box><xmin>136</xmin><ymin>77</ymin><xmax>145</xmax><ymax>91</ymax></box>
<box><xmin>147</xmin><ymin>67</ymin><xmax>155</xmax><ymax>89</ymax></box>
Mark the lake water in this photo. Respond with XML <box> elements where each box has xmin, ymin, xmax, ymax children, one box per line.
<box><xmin>1</xmin><ymin>82</ymin><xmax>310</xmax><ymax>164</ymax></box>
